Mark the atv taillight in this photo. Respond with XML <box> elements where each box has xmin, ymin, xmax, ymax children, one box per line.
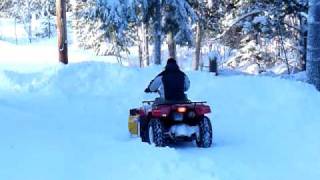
<box><xmin>152</xmin><ymin>106</ymin><xmax>171</xmax><ymax>117</ymax></box>
<box><xmin>152</xmin><ymin>109</ymin><xmax>163</xmax><ymax>117</ymax></box>
<box><xmin>195</xmin><ymin>105</ymin><xmax>211</xmax><ymax>115</ymax></box>
<box><xmin>177</xmin><ymin>107</ymin><xmax>187</xmax><ymax>113</ymax></box>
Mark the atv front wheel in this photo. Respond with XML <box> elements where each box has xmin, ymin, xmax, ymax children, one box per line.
<box><xmin>147</xmin><ymin>118</ymin><xmax>165</xmax><ymax>147</ymax></box>
<box><xmin>196</xmin><ymin>116</ymin><xmax>212</xmax><ymax>148</ymax></box>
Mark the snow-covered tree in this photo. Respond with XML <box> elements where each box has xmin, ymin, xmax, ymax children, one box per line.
<box><xmin>134</xmin><ymin>0</ymin><xmax>197</xmax><ymax>65</ymax></box>
<box><xmin>217</xmin><ymin>0</ymin><xmax>308</xmax><ymax>73</ymax></box>
<box><xmin>38</xmin><ymin>0</ymin><xmax>56</xmax><ymax>38</ymax></box>
<box><xmin>1</xmin><ymin>0</ymin><xmax>57</xmax><ymax>39</ymax></box>
<box><xmin>0</xmin><ymin>0</ymin><xmax>13</xmax><ymax>17</ymax></box>
<box><xmin>72</xmin><ymin>0</ymin><xmax>135</xmax><ymax>57</ymax></box>
<box><xmin>133</xmin><ymin>0</ymin><xmax>152</xmax><ymax>66</ymax></box>
<box><xmin>191</xmin><ymin>0</ymin><xmax>222</xmax><ymax>70</ymax></box>
<box><xmin>306</xmin><ymin>0</ymin><xmax>320</xmax><ymax>90</ymax></box>
<box><xmin>162</xmin><ymin>0</ymin><xmax>197</xmax><ymax>59</ymax></box>
<box><xmin>71</xmin><ymin>0</ymin><xmax>196</xmax><ymax>65</ymax></box>
<box><xmin>20</xmin><ymin>0</ymin><xmax>45</xmax><ymax>42</ymax></box>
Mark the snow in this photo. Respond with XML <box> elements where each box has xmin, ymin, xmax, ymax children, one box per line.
<box><xmin>1</xmin><ymin>19</ymin><xmax>320</xmax><ymax>180</ymax></box>
<box><xmin>1</xmin><ymin>58</ymin><xmax>320</xmax><ymax>180</ymax></box>
<box><xmin>0</xmin><ymin>18</ymin><xmax>29</xmax><ymax>43</ymax></box>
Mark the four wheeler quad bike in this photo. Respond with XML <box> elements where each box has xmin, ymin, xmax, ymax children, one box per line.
<box><xmin>128</xmin><ymin>100</ymin><xmax>213</xmax><ymax>148</ymax></box>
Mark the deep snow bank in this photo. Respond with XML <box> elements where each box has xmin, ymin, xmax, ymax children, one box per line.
<box><xmin>0</xmin><ymin>62</ymin><xmax>320</xmax><ymax>180</ymax></box>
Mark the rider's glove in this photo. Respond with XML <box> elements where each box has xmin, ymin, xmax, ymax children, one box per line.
<box><xmin>144</xmin><ymin>87</ymin><xmax>151</xmax><ymax>93</ymax></box>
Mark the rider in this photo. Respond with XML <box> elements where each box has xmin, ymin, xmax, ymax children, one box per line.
<box><xmin>144</xmin><ymin>57</ymin><xmax>190</xmax><ymax>103</ymax></box>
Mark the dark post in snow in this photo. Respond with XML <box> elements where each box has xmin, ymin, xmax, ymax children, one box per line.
<box><xmin>298</xmin><ymin>13</ymin><xmax>307</xmax><ymax>71</ymax></box>
<box><xmin>209</xmin><ymin>56</ymin><xmax>218</xmax><ymax>76</ymax></box>
<box><xmin>306</xmin><ymin>0</ymin><xmax>320</xmax><ymax>90</ymax></box>
<box><xmin>56</xmin><ymin>0</ymin><xmax>68</xmax><ymax>64</ymax></box>
<box><xmin>153</xmin><ymin>0</ymin><xmax>161</xmax><ymax>65</ymax></box>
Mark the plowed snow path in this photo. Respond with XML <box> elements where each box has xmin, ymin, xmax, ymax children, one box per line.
<box><xmin>1</xmin><ymin>63</ymin><xmax>320</xmax><ymax>180</ymax></box>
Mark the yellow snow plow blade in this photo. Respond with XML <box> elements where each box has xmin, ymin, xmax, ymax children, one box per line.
<box><xmin>128</xmin><ymin>114</ymin><xmax>139</xmax><ymax>135</ymax></box>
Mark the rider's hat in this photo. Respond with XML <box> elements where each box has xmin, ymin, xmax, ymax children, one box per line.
<box><xmin>167</xmin><ymin>57</ymin><xmax>176</xmax><ymax>64</ymax></box>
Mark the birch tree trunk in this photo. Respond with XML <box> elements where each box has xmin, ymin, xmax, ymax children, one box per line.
<box><xmin>193</xmin><ymin>21</ymin><xmax>202</xmax><ymax>70</ymax></box>
<box><xmin>48</xmin><ymin>15</ymin><xmax>52</xmax><ymax>38</ymax></box>
<box><xmin>153</xmin><ymin>0</ymin><xmax>161</xmax><ymax>65</ymax></box>
<box><xmin>27</xmin><ymin>0</ymin><xmax>32</xmax><ymax>43</ymax></box>
<box><xmin>167</xmin><ymin>31</ymin><xmax>176</xmax><ymax>59</ymax></box>
<box><xmin>56</xmin><ymin>0</ymin><xmax>68</xmax><ymax>64</ymax></box>
<box><xmin>138</xmin><ymin>39</ymin><xmax>143</xmax><ymax>67</ymax></box>
<box><xmin>138</xmin><ymin>22</ymin><xmax>150</xmax><ymax>67</ymax></box>
<box><xmin>138</xmin><ymin>24</ymin><xmax>143</xmax><ymax>67</ymax></box>
<box><xmin>142</xmin><ymin>22</ymin><xmax>149</xmax><ymax>66</ymax></box>
<box><xmin>14</xmin><ymin>17</ymin><xmax>18</xmax><ymax>44</ymax></box>
<box><xmin>307</xmin><ymin>0</ymin><xmax>320</xmax><ymax>90</ymax></box>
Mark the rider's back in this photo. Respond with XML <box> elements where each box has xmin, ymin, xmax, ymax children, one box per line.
<box><xmin>146</xmin><ymin>58</ymin><xmax>190</xmax><ymax>102</ymax></box>
<box><xmin>161</xmin><ymin>64</ymin><xmax>186</xmax><ymax>101</ymax></box>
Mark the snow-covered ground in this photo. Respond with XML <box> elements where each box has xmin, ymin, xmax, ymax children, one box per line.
<box><xmin>1</xmin><ymin>19</ymin><xmax>320</xmax><ymax>180</ymax></box>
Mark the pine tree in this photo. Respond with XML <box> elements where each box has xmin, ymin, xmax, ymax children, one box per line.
<box><xmin>39</xmin><ymin>0</ymin><xmax>56</xmax><ymax>38</ymax></box>
<box><xmin>72</xmin><ymin>0</ymin><xmax>135</xmax><ymax>57</ymax></box>
<box><xmin>0</xmin><ymin>0</ymin><xmax>13</xmax><ymax>17</ymax></box>
<box><xmin>306</xmin><ymin>0</ymin><xmax>320</xmax><ymax>90</ymax></box>
<box><xmin>162</xmin><ymin>0</ymin><xmax>197</xmax><ymax>59</ymax></box>
<box><xmin>216</xmin><ymin>0</ymin><xmax>308</xmax><ymax>73</ymax></box>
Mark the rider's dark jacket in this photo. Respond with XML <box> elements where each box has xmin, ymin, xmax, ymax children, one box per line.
<box><xmin>147</xmin><ymin>60</ymin><xmax>190</xmax><ymax>101</ymax></box>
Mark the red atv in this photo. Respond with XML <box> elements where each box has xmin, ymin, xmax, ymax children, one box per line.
<box><xmin>129</xmin><ymin>100</ymin><xmax>213</xmax><ymax>148</ymax></box>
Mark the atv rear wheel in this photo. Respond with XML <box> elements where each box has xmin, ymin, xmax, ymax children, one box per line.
<box><xmin>147</xmin><ymin>118</ymin><xmax>166</xmax><ymax>147</ymax></box>
<box><xmin>196</xmin><ymin>116</ymin><xmax>212</xmax><ymax>148</ymax></box>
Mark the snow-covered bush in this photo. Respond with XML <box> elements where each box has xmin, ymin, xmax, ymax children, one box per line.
<box><xmin>225</xmin><ymin>38</ymin><xmax>274</xmax><ymax>74</ymax></box>
<box><xmin>218</xmin><ymin>0</ymin><xmax>307</xmax><ymax>74</ymax></box>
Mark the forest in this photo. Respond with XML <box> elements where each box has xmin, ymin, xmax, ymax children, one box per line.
<box><xmin>0</xmin><ymin>0</ymin><xmax>319</xmax><ymax>87</ymax></box>
<box><xmin>1</xmin><ymin>1</ymin><xmax>319</xmax><ymax>89</ymax></box>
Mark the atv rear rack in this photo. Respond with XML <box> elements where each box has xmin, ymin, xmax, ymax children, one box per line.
<box><xmin>142</xmin><ymin>100</ymin><xmax>207</xmax><ymax>105</ymax></box>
